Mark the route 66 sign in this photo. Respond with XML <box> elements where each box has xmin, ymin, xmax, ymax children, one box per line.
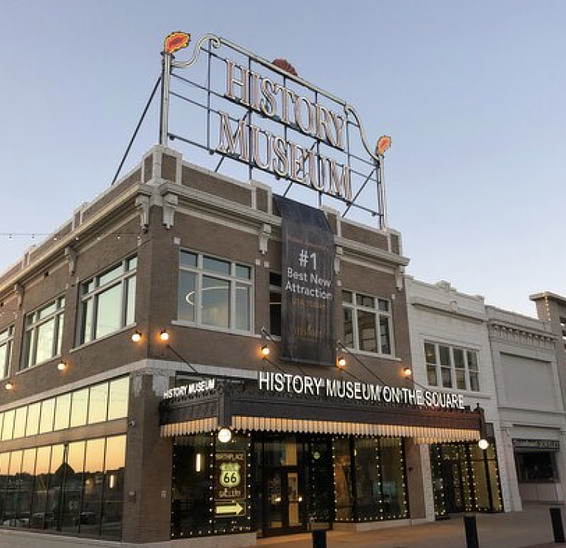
<box><xmin>219</xmin><ymin>462</ymin><xmax>241</xmax><ymax>487</ymax></box>
<box><xmin>214</xmin><ymin>451</ymin><xmax>247</xmax><ymax>501</ymax></box>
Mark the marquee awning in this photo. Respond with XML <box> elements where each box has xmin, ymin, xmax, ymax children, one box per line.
<box><xmin>159</xmin><ymin>378</ymin><xmax>484</xmax><ymax>444</ymax></box>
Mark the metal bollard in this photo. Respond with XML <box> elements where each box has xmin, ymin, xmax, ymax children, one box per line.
<box><xmin>312</xmin><ymin>529</ymin><xmax>327</xmax><ymax>548</ymax></box>
<box><xmin>550</xmin><ymin>507</ymin><xmax>566</xmax><ymax>543</ymax></box>
<box><xmin>464</xmin><ymin>514</ymin><xmax>480</xmax><ymax>548</ymax></box>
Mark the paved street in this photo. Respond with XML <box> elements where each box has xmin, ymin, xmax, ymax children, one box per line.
<box><xmin>258</xmin><ymin>503</ymin><xmax>563</xmax><ymax>548</ymax></box>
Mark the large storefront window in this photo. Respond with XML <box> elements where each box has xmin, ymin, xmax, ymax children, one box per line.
<box><xmin>79</xmin><ymin>256</ymin><xmax>137</xmax><ymax>345</ymax></box>
<box><xmin>0</xmin><ymin>435</ymin><xmax>126</xmax><ymax>539</ymax></box>
<box><xmin>342</xmin><ymin>291</ymin><xmax>393</xmax><ymax>356</ymax></box>
<box><xmin>22</xmin><ymin>297</ymin><xmax>65</xmax><ymax>369</ymax></box>
<box><xmin>178</xmin><ymin>251</ymin><xmax>253</xmax><ymax>332</ymax></box>
<box><xmin>430</xmin><ymin>442</ymin><xmax>502</xmax><ymax>517</ymax></box>
<box><xmin>172</xmin><ymin>433</ymin><xmax>408</xmax><ymax>539</ymax></box>
<box><xmin>516</xmin><ymin>451</ymin><xmax>558</xmax><ymax>482</ymax></box>
<box><xmin>0</xmin><ymin>377</ymin><xmax>129</xmax><ymax>442</ymax></box>
<box><xmin>172</xmin><ymin>432</ymin><xmax>251</xmax><ymax>539</ymax></box>
<box><xmin>350</xmin><ymin>437</ymin><xmax>408</xmax><ymax>522</ymax></box>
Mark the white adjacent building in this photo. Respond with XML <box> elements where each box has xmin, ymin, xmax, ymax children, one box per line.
<box><xmin>487</xmin><ymin>305</ymin><xmax>566</xmax><ymax>509</ymax></box>
<box><xmin>406</xmin><ymin>276</ymin><xmax>566</xmax><ymax>516</ymax></box>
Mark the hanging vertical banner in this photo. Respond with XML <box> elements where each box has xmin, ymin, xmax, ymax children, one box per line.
<box><xmin>276</xmin><ymin>196</ymin><xmax>335</xmax><ymax>366</ymax></box>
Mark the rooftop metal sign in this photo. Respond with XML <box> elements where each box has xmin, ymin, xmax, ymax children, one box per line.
<box><xmin>160</xmin><ymin>32</ymin><xmax>390</xmax><ymax>228</ymax></box>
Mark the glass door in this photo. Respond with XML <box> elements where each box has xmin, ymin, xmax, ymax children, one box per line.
<box><xmin>264</xmin><ymin>468</ymin><xmax>304</xmax><ymax>534</ymax></box>
<box><xmin>442</xmin><ymin>459</ymin><xmax>465</xmax><ymax>513</ymax></box>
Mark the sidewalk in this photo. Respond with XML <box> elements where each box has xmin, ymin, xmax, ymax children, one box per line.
<box><xmin>258</xmin><ymin>503</ymin><xmax>564</xmax><ymax>548</ymax></box>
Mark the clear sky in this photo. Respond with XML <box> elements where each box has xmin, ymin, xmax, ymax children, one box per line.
<box><xmin>1</xmin><ymin>1</ymin><xmax>565</xmax><ymax>316</ymax></box>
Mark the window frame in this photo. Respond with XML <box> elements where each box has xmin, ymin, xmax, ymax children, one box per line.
<box><xmin>0</xmin><ymin>325</ymin><xmax>14</xmax><ymax>379</ymax></box>
<box><xmin>22</xmin><ymin>296</ymin><xmax>65</xmax><ymax>370</ymax></box>
<box><xmin>424</xmin><ymin>340</ymin><xmax>481</xmax><ymax>392</ymax></box>
<box><xmin>342</xmin><ymin>290</ymin><xmax>395</xmax><ymax>357</ymax></box>
<box><xmin>78</xmin><ymin>256</ymin><xmax>137</xmax><ymax>346</ymax></box>
<box><xmin>177</xmin><ymin>250</ymin><xmax>254</xmax><ymax>334</ymax></box>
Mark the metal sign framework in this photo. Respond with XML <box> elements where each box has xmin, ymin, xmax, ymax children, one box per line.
<box><xmin>159</xmin><ymin>32</ymin><xmax>390</xmax><ymax>229</ymax></box>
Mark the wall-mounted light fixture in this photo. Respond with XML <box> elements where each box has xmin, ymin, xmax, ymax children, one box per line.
<box><xmin>261</xmin><ymin>344</ymin><xmax>270</xmax><ymax>357</ymax></box>
<box><xmin>478</xmin><ymin>438</ymin><xmax>490</xmax><ymax>450</ymax></box>
<box><xmin>57</xmin><ymin>361</ymin><xmax>67</xmax><ymax>372</ymax></box>
<box><xmin>159</xmin><ymin>329</ymin><xmax>170</xmax><ymax>342</ymax></box>
<box><xmin>131</xmin><ymin>331</ymin><xmax>142</xmax><ymax>343</ymax></box>
<box><xmin>337</xmin><ymin>356</ymin><xmax>346</xmax><ymax>368</ymax></box>
<box><xmin>403</xmin><ymin>367</ymin><xmax>413</xmax><ymax>378</ymax></box>
<box><xmin>4</xmin><ymin>381</ymin><xmax>13</xmax><ymax>391</ymax></box>
<box><xmin>195</xmin><ymin>453</ymin><xmax>203</xmax><ymax>472</ymax></box>
<box><xmin>217</xmin><ymin>427</ymin><xmax>232</xmax><ymax>443</ymax></box>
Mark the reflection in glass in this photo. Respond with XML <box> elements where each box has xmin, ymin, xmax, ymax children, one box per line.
<box><xmin>16</xmin><ymin>448</ymin><xmax>37</xmax><ymax>527</ymax></box>
<box><xmin>2</xmin><ymin>409</ymin><xmax>15</xmax><ymax>441</ymax></box>
<box><xmin>235</xmin><ymin>283</ymin><xmax>250</xmax><ymax>331</ymax></box>
<box><xmin>95</xmin><ymin>284</ymin><xmax>122</xmax><ymax>339</ymax></box>
<box><xmin>358</xmin><ymin>310</ymin><xmax>377</xmax><ymax>352</ymax></box>
<box><xmin>13</xmin><ymin>406</ymin><xmax>27</xmax><ymax>439</ymax></box>
<box><xmin>81</xmin><ymin>299</ymin><xmax>94</xmax><ymax>344</ymax></box>
<box><xmin>35</xmin><ymin>319</ymin><xmax>56</xmax><ymax>364</ymax></box>
<box><xmin>334</xmin><ymin>438</ymin><xmax>353</xmax><ymax>521</ymax></box>
<box><xmin>354</xmin><ymin>438</ymin><xmax>379</xmax><ymax>520</ymax></box>
<box><xmin>427</xmin><ymin>365</ymin><xmax>438</xmax><ymax>386</ymax></box>
<box><xmin>236</xmin><ymin>264</ymin><xmax>251</xmax><ymax>279</ymax></box>
<box><xmin>171</xmin><ymin>435</ymin><xmax>212</xmax><ymax>538</ymax></box>
<box><xmin>54</xmin><ymin>394</ymin><xmax>71</xmax><ymax>431</ymax></box>
<box><xmin>108</xmin><ymin>377</ymin><xmax>129</xmax><ymax>421</ymax></box>
<box><xmin>125</xmin><ymin>276</ymin><xmax>136</xmax><ymax>326</ymax></box>
<box><xmin>102</xmin><ymin>436</ymin><xmax>126</xmax><ymax>540</ymax></box>
<box><xmin>178</xmin><ymin>270</ymin><xmax>196</xmax><ymax>322</ymax></box>
<box><xmin>379</xmin><ymin>316</ymin><xmax>391</xmax><ymax>355</ymax></box>
<box><xmin>425</xmin><ymin>342</ymin><xmax>436</xmax><ymax>363</ymax></box>
<box><xmin>202</xmin><ymin>276</ymin><xmax>229</xmax><ymax>328</ymax></box>
<box><xmin>98</xmin><ymin>264</ymin><xmax>122</xmax><ymax>287</ymax></box>
<box><xmin>70</xmin><ymin>389</ymin><xmax>89</xmax><ymax>428</ymax></box>
<box><xmin>81</xmin><ymin>438</ymin><xmax>105</xmax><ymax>537</ymax></box>
<box><xmin>61</xmin><ymin>441</ymin><xmax>85</xmax><ymax>534</ymax></box>
<box><xmin>343</xmin><ymin>308</ymin><xmax>354</xmax><ymax>348</ymax></box>
<box><xmin>31</xmin><ymin>446</ymin><xmax>51</xmax><ymax>529</ymax></box>
<box><xmin>0</xmin><ymin>453</ymin><xmax>9</xmax><ymax>524</ymax></box>
<box><xmin>267</xmin><ymin>471</ymin><xmax>283</xmax><ymax>528</ymax></box>
<box><xmin>88</xmin><ymin>383</ymin><xmax>109</xmax><ymax>424</ymax></box>
<box><xmin>45</xmin><ymin>444</ymin><xmax>64</xmax><ymax>532</ymax></box>
<box><xmin>180</xmin><ymin>251</ymin><xmax>197</xmax><ymax>267</ymax></box>
<box><xmin>39</xmin><ymin>399</ymin><xmax>55</xmax><ymax>434</ymax></box>
<box><xmin>4</xmin><ymin>451</ymin><xmax>23</xmax><ymax>526</ymax></box>
<box><xmin>203</xmin><ymin>256</ymin><xmax>230</xmax><ymax>275</ymax></box>
<box><xmin>26</xmin><ymin>403</ymin><xmax>40</xmax><ymax>437</ymax></box>
<box><xmin>379</xmin><ymin>438</ymin><xmax>408</xmax><ymax>519</ymax></box>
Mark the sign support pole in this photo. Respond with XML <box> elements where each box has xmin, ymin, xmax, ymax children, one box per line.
<box><xmin>377</xmin><ymin>156</ymin><xmax>388</xmax><ymax>230</ymax></box>
<box><xmin>159</xmin><ymin>51</ymin><xmax>172</xmax><ymax>147</ymax></box>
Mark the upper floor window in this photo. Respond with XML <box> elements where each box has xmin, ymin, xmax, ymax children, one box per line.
<box><xmin>342</xmin><ymin>290</ymin><xmax>393</xmax><ymax>356</ymax></box>
<box><xmin>424</xmin><ymin>341</ymin><xmax>480</xmax><ymax>391</ymax></box>
<box><xmin>0</xmin><ymin>326</ymin><xmax>14</xmax><ymax>378</ymax></box>
<box><xmin>178</xmin><ymin>250</ymin><xmax>253</xmax><ymax>332</ymax></box>
<box><xmin>22</xmin><ymin>297</ymin><xmax>65</xmax><ymax>369</ymax></box>
<box><xmin>269</xmin><ymin>272</ymin><xmax>282</xmax><ymax>337</ymax></box>
<box><xmin>79</xmin><ymin>256</ymin><xmax>137</xmax><ymax>345</ymax></box>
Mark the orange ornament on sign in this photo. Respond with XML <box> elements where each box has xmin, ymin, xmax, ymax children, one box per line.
<box><xmin>376</xmin><ymin>135</ymin><xmax>392</xmax><ymax>156</ymax></box>
<box><xmin>164</xmin><ymin>31</ymin><xmax>191</xmax><ymax>54</ymax></box>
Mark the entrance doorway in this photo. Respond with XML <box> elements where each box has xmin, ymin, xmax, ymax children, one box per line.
<box><xmin>441</xmin><ymin>458</ymin><xmax>466</xmax><ymax>513</ymax></box>
<box><xmin>265</xmin><ymin>468</ymin><xmax>303</xmax><ymax>532</ymax></box>
<box><xmin>252</xmin><ymin>434</ymin><xmax>332</xmax><ymax>536</ymax></box>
